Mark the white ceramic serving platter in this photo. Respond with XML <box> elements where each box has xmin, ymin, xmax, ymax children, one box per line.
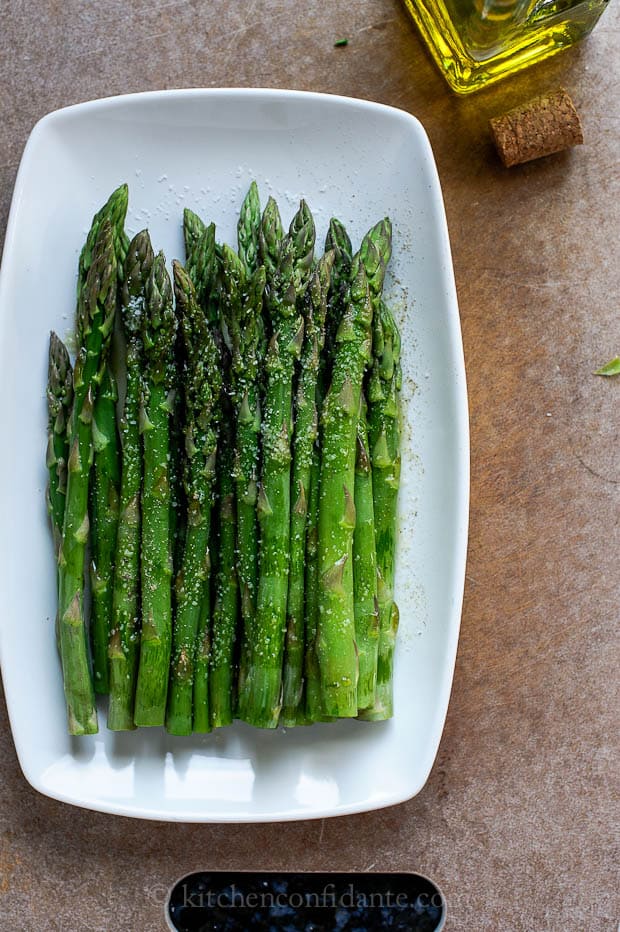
<box><xmin>0</xmin><ymin>89</ymin><xmax>468</xmax><ymax>822</ymax></box>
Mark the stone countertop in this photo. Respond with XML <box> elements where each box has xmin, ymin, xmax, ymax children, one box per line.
<box><xmin>1</xmin><ymin>3</ymin><xmax>618</xmax><ymax>930</ymax></box>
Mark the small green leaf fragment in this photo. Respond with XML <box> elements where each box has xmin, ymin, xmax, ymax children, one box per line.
<box><xmin>334</xmin><ymin>38</ymin><xmax>349</xmax><ymax>47</ymax></box>
<box><xmin>594</xmin><ymin>357</ymin><xmax>620</xmax><ymax>377</ymax></box>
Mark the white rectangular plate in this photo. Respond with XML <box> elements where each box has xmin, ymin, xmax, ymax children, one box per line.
<box><xmin>0</xmin><ymin>89</ymin><xmax>468</xmax><ymax>822</ymax></box>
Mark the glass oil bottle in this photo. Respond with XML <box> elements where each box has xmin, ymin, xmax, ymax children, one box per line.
<box><xmin>402</xmin><ymin>0</ymin><xmax>610</xmax><ymax>93</ymax></box>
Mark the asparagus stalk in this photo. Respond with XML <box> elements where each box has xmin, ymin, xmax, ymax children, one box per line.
<box><xmin>300</xmin><ymin>223</ymin><xmax>352</xmax><ymax>723</ymax></box>
<box><xmin>133</xmin><ymin>253</ymin><xmax>177</xmax><ymax>727</ymax></box>
<box><xmin>359</xmin><ymin>301</ymin><xmax>401</xmax><ymax>721</ymax></box>
<box><xmin>172</xmin><ymin>213</ymin><xmax>217</xmax><ymax>581</ymax></box>
<box><xmin>219</xmin><ymin>243</ymin><xmax>265</xmax><ymax>708</ymax></box>
<box><xmin>89</xmin><ymin>364</ymin><xmax>121</xmax><ymax>694</ymax></box>
<box><xmin>352</xmin><ymin>217</ymin><xmax>401</xmax><ymax>719</ymax></box>
<box><xmin>281</xmin><ymin>251</ymin><xmax>333</xmax><ymax>725</ymax></box>
<box><xmin>207</xmin><ymin>242</ymin><xmax>239</xmax><ymax>730</ymax></box>
<box><xmin>47</xmin><ymin>334</ymin><xmax>73</xmax><ymax>655</ymax></box>
<box><xmin>235</xmin><ymin>196</ymin><xmax>284</xmax><ymax>701</ymax></box>
<box><xmin>353</xmin><ymin>397</ymin><xmax>379</xmax><ymax>710</ymax></box>
<box><xmin>77</xmin><ymin>187</ymin><xmax>129</xmax><ymax>699</ymax></box>
<box><xmin>316</xmin><ymin>254</ymin><xmax>373</xmax><ymax>717</ymax></box>
<box><xmin>166</xmin><ymin>262</ymin><xmax>221</xmax><ymax>735</ymax></box>
<box><xmin>192</xmin><ymin>580</ymin><xmax>213</xmax><ymax>733</ymax></box>
<box><xmin>46</xmin><ymin>333</ymin><xmax>73</xmax><ymax>557</ymax></box>
<box><xmin>302</xmin><ymin>448</ymin><xmax>323</xmax><ymax>722</ymax></box>
<box><xmin>303</xmin><ymin>463</ymin><xmax>338</xmax><ymax>726</ymax></box>
<box><xmin>108</xmin><ymin>230</ymin><xmax>154</xmax><ymax>730</ymax></box>
<box><xmin>233</xmin><ymin>188</ymin><xmax>264</xmax><ymax>633</ymax></box>
<box><xmin>235</xmin><ymin>197</ymin><xmax>283</xmax><ymax>720</ymax></box>
<box><xmin>209</xmin><ymin>410</ymin><xmax>239</xmax><ymax>728</ymax></box>
<box><xmin>240</xmin><ymin>229</ymin><xmax>306</xmax><ymax>727</ymax></box>
<box><xmin>182</xmin><ymin>221</ymin><xmax>224</xmax><ymax>733</ymax></box>
<box><xmin>337</xmin><ymin>217</ymin><xmax>391</xmax><ymax>713</ymax></box>
<box><xmin>58</xmin><ymin>218</ymin><xmax>117</xmax><ymax>735</ymax></box>
<box><xmin>168</xmin><ymin>337</ymin><xmax>186</xmax><ymax>581</ymax></box>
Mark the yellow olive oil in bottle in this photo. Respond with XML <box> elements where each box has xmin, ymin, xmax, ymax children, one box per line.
<box><xmin>402</xmin><ymin>0</ymin><xmax>610</xmax><ymax>93</ymax></box>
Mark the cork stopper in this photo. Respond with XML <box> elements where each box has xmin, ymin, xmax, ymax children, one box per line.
<box><xmin>490</xmin><ymin>88</ymin><xmax>583</xmax><ymax>168</ymax></box>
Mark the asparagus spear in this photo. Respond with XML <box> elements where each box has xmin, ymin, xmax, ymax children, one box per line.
<box><xmin>288</xmin><ymin>199</ymin><xmax>315</xmax><ymax>295</ymax></box>
<box><xmin>361</xmin><ymin>218</ymin><xmax>392</xmax><ymax>370</ymax></box>
<box><xmin>58</xmin><ymin>219</ymin><xmax>117</xmax><ymax>735</ymax></box>
<box><xmin>352</xmin><ymin>217</ymin><xmax>401</xmax><ymax>719</ymax></box>
<box><xmin>77</xmin><ymin>185</ymin><xmax>129</xmax><ymax>313</ymax></box>
<box><xmin>108</xmin><ymin>230</ymin><xmax>154</xmax><ymax>730</ymax></box>
<box><xmin>47</xmin><ymin>333</ymin><xmax>73</xmax><ymax>656</ymax></box>
<box><xmin>316</xmin><ymin>254</ymin><xmax>373</xmax><ymax>718</ymax></box>
<box><xmin>240</xmin><ymin>232</ymin><xmax>306</xmax><ymax>727</ymax></box>
<box><xmin>46</xmin><ymin>333</ymin><xmax>73</xmax><ymax>557</ymax></box>
<box><xmin>258</xmin><ymin>196</ymin><xmax>284</xmax><ymax>292</ymax></box>
<box><xmin>237</xmin><ymin>180</ymin><xmax>261</xmax><ymax>275</ymax></box>
<box><xmin>77</xmin><ymin>187</ymin><xmax>130</xmax><ymax>699</ymax></box>
<box><xmin>331</xmin><ymin>216</ymin><xmax>390</xmax><ymax>714</ymax></box>
<box><xmin>219</xmin><ymin>243</ymin><xmax>265</xmax><ymax>708</ymax></box>
<box><xmin>353</xmin><ymin>397</ymin><xmax>379</xmax><ymax>710</ymax></box>
<box><xmin>359</xmin><ymin>301</ymin><xmax>401</xmax><ymax>721</ymax></box>
<box><xmin>182</xmin><ymin>220</ymin><xmax>225</xmax><ymax>733</ymax></box>
<box><xmin>89</xmin><ymin>364</ymin><xmax>121</xmax><ymax>694</ymax></box>
<box><xmin>229</xmin><ymin>195</ymin><xmax>274</xmax><ymax>669</ymax></box>
<box><xmin>235</xmin><ymin>197</ymin><xmax>282</xmax><ymax>719</ymax></box>
<box><xmin>321</xmin><ymin>218</ymin><xmax>353</xmax><ymax>391</ymax></box>
<box><xmin>325</xmin><ymin>218</ymin><xmax>353</xmax><ymax>293</ymax></box>
<box><xmin>184</xmin><ymin>211</ymin><xmax>218</xmax><ymax>315</ymax></box>
<box><xmin>281</xmin><ymin>251</ymin><xmax>333</xmax><ymax>725</ymax></box>
<box><xmin>166</xmin><ymin>262</ymin><xmax>221</xmax><ymax>735</ymax></box>
<box><xmin>170</xmin><ymin>211</ymin><xmax>217</xmax><ymax>583</ymax></box>
<box><xmin>169</xmin><ymin>213</ymin><xmax>204</xmax><ymax>582</ymax></box>
<box><xmin>183</xmin><ymin>207</ymin><xmax>206</xmax><ymax>262</ymax></box>
<box><xmin>299</xmin><ymin>222</ymin><xmax>352</xmax><ymax>723</ymax></box>
<box><xmin>133</xmin><ymin>253</ymin><xmax>177</xmax><ymax>727</ymax></box>
<box><xmin>240</xmin><ymin>201</ymin><xmax>314</xmax><ymax>726</ymax></box>
<box><xmin>230</xmin><ymin>189</ymin><xmax>266</xmax><ymax>693</ymax></box>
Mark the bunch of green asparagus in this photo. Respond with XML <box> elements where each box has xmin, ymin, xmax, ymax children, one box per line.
<box><xmin>46</xmin><ymin>182</ymin><xmax>402</xmax><ymax>735</ymax></box>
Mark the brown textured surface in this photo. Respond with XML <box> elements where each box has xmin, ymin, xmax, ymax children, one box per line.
<box><xmin>1</xmin><ymin>3</ymin><xmax>619</xmax><ymax>930</ymax></box>
<box><xmin>490</xmin><ymin>87</ymin><xmax>584</xmax><ymax>166</ymax></box>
